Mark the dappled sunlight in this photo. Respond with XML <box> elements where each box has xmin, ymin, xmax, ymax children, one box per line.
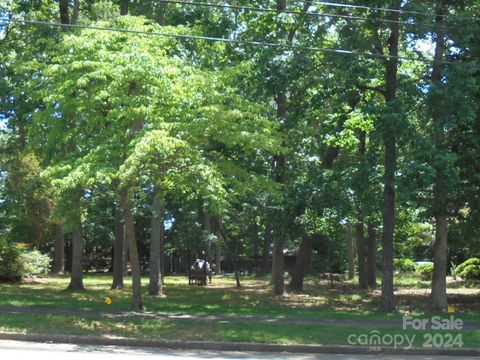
<box><xmin>2</xmin><ymin>274</ymin><xmax>480</xmax><ymax>320</ymax></box>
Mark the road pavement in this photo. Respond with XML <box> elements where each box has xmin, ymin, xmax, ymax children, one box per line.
<box><xmin>0</xmin><ymin>340</ymin><xmax>476</xmax><ymax>360</ymax></box>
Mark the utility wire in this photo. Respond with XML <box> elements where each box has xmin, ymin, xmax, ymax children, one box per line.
<box><xmin>1</xmin><ymin>18</ymin><xmax>477</xmax><ymax>68</ymax></box>
<box><xmin>310</xmin><ymin>0</ymin><xmax>475</xmax><ymax>21</ymax></box>
<box><xmin>155</xmin><ymin>0</ymin><xmax>479</xmax><ymax>32</ymax></box>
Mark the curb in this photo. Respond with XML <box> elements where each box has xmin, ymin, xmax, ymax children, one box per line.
<box><xmin>1</xmin><ymin>332</ymin><xmax>480</xmax><ymax>356</ymax></box>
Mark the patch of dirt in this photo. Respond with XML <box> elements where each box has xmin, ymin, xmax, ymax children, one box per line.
<box><xmin>20</xmin><ymin>277</ymin><xmax>50</xmax><ymax>285</ymax></box>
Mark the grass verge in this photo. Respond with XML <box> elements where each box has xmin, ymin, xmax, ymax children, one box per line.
<box><xmin>1</xmin><ymin>312</ymin><xmax>479</xmax><ymax>347</ymax></box>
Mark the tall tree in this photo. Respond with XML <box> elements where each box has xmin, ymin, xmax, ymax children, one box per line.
<box><xmin>119</xmin><ymin>187</ymin><xmax>142</xmax><ymax>310</ymax></box>
<box><xmin>367</xmin><ymin>222</ymin><xmax>377</xmax><ymax>288</ymax></box>
<box><xmin>67</xmin><ymin>188</ymin><xmax>84</xmax><ymax>290</ymax></box>
<box><xmin>148</xmin><ymin>190</ymin><xmax>165</xmax><ymax>296</ymax></box>
<box><xmin>380</xmin><ymin>0</ymin><xmax>401</xmax><ymax>312</ymax></box>
<box><xmin>111</xmin><ymin>205</ymin><xmax>125</xmax><ymax>289</ymax></box>
<box><xmin>430</xmin><ymin>0</ymin><xmax>448</xmax><ymax>310</ymax></box>
<box><xmin>53</xmin><ymin>224</ymin><xmax>65</xmax><ymax>273</ymax></box>
<box><xmin>59</xmin><ymin>0</ymin><xmax>69</xmax><ymax>24</ymax></box>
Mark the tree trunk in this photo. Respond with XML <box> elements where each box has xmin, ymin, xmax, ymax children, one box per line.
<box><xmin>203</xmin><ymin>211</ymin><xmax>211</xmax><ymax>264</ymax></box>
<box><xmin>381</xmin><ymin>138</ymin><xmax>396</xmax><ymax>312</ymax></box>
<box><xmin>123</xmin><ymin>233</ymin><xmax>129</xmax><ymax>276</ymax></box>
<box><xmin>356</xmin><ymin>129</ymin><xmax>368</xmax><ymax>290</ymax></box>
<box><xmin>215</xmin><ymin>223</ymin><xmax>222</xmax><ymax>274</ymax></box>
<box><xmin>272</xmin><ymin>234</ymin><xmax>285</xmax><ymax>295</ymax></box>
<box><xmin>160</xmin><ymin>218</ymin><xmax>165</xmax><ymax>285</ymax></box>
<box><xmin>380</xmin><ymin>0</ymin><xmax>400</xmax><ymax>313</ymax></box>
<box><xmin>53</xmin><ymin>224</ymin><xmax>65</xmax><ymax>274</ymax></box>
<box><xmin>111</xmin><ymin>206</ymin><xmax>125</xmax><ymax>289</ymax></box>
<box><xmin>262</xmin><ymin>222</ymin><xmax>272</xmax><ymax>274</ymax></box>
<box><xmin>270</xmin><ymin>0</ymin><xmax>314</xmax><ymax>295</ymax></box>
<box><xmin>252</xmin><ymin>220</ymin><xmax>260</xmax><ymax>259</ymax></box>
<box><xmin>290</xmin><ymin>234</ymin><xmax>312</xmax><ymax>291</ymax></box>
<box><xmin>430</xmin><ymin>3</ymin><xmax>448</xmax><ymax>311</ymax></box>
<box><xmin>346</xmin><ymin>223</ymin><xmax>355</xmax><ymax>280</ymax></box>
<box><xmin>19</xmin><ymin>124</ymin><xmax>26</xmax><ymax>151</ymax></box>
<box><xmin>232</xmin><ymin>243</ymin><xmax>241</xmax><ymax>288</ymax></box>
<box><xmin>356</xmin><ymin>217</ymin><xmax>368</xmax><ymax>289</ymax></box>
<box><xmin>119</xmin><ymin>187</ymin><xmax>143</xmax><ymax>311</ymax></box>
<box><xmin>432</xmin><ymin>216</ymin><xmax>448</xmax><ymax>309</ymax></box>
<box><xmin>67</xmin><ymin>193</ymin><xmax>84</xmax><ymax>291</ymax></box>
<box><xmin>367</xmin><ymin>222</ymin><xmax>377</xmax><ymax>288</ymax></box>
<box><xmin>71</xmin><ymin>0</ymin><xmax>80</xmax><ymax>24</ymax></box>
<box><xmin>271</xmin><ymin>90</ymin><xmax>287</xmax><ymax>296</ymax></box>
<box><xmin>59</xmin><ymin>0</ymin><xmax>69</xmax><ymax>24</ymax></box>
<box><xmin>120</xmin><ymin>0</ymin><xmax>129</xmax><ymax>15</ymax></box>
<box><xmin>148</xmin><ymin>192</ymin><xmax>165</xmax><ymax>296</ymax></box>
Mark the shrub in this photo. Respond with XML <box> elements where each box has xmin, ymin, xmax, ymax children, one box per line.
<box><xmin>459</xmin><ymin>265</ymin><xmax>480</xmax><ymax>281</ymax></box>
<box><xmin>394</xmin><ymin>258</ymin><xmax>416</xmax><ymax>272</ymax></box>
<box><xmin>455</xmin><ymin>258</ymin><xmax>480</xmax><ymax>276</ymax></box>
<box><xmin>455</xmin><ymin>258</ymin><xmax>480</xmax><ymax>281</ymax></box>
<box><xmin>20</xmin><ymin>250</ymin><xmax>51</xmax><ymax>277</ymax></box>
<box><xmin>0</xmin><ymin>238</ymin><xmax>24</xmax><ymax>282</ymax></box>
<box><xmin>416</xmin><ymin>263</ymin><xmax>434</xmax><ymax>280</ymax></box>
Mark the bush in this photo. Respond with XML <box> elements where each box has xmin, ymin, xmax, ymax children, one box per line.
<box><xmin>416</xmin><ymin>263</ymin><xmax>434</xmax><ymax>280</ymax></box>
<box><xmin>394</xmin><ymin>258</ymin><xmax>416</xmax><ymax>272</ymax></box>
<box><xmin>455</xmin><ymin>258</ymin><xmax>480</xmax><ymax>276</ymax></box>
<box><xmin>20</xmin><ymin>250</ymin><xmax>51</xmax><ymax>277</ymax></box>
<box><xmin>0</xmin><ymin>238</ymin><xmax>24</xmax><ymax>282</ymax></box>
<box><xmin>459</xmin><ymin>265</ymin><xmax>480</xmax><ymax>281</ymax></box>
<box><xmin>456</xmin><ymin>258</ymin><xmax>480</xmax><ymax>281</ymax></box>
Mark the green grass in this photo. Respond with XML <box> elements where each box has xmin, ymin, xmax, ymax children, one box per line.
<box><xmin>1</xmin><ymin>274</ymin><xmax>480</xmax><ymax>321</ymax></box>
<box><xmin>1</xmin><ymin>274</ymin><xmax>479</xmax><ymax>346</ymax></box>
<box><xmin>0</xmin><ymin>312</ymin><xmax>479</xmax><ymax>347</ymax></box>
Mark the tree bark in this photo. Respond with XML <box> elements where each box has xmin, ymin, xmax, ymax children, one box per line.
<box><xmin>111</xmin><ymin>205</ymin><xmax>125</xmax><ymax>289</ymax></box>
<box><xmin>148</xmin><ymin>192</ymin><xmax>165</xmax><ymax>296</ymax></box>
<box><xmin>202</xmin><ymin>209</ymin><xmax>212</xmax><ymax>264</ymax></box>
<box><xmin>252</xmin><ymin>220</ymin><xmax>260</xmax><ymax>259</ymax></box>
<box><xmin>71</xmin><ymin>0</ymin><xmax>80</xmax><ymax>24</ymax></box>
<box><xmin>123</xmin><ymin>233</ymin><xmax>129</xmax><ymax>276</ymax></box>
<box><xmin>215</xmin><ymin>221</ymin><xmax>222</xmax><ymax>274</ymax></box>
<box><xmin>272</xmin><ymin>233</ymin><xmax>284</xmax><ymax>295</ymax></box>
<box><xmin>430</xmin><ymin>2</ymin><xmax>448</xmax><ymax>311</ymax></box>
<box><xmin>367</xmin><ymin>222</ymin><xmax>377</xmax><ymax>288</ymax></box>
<box><xmin>346</xmin><ymin>224</ymin><xmax>355</xmax><ymax>280</ymax></box>
<box><xmin>356</xmin><ymin>130</ymin><xmax>368</xmax><ymax>289</ymax></box>
<box><xmin>120</xmin><ymin>0</ymin><xmax>129</xmax><ymax>15</ymax></box>
<box><xmin>19</xmin><ymin>124</ymin><xmax>26</xmax><ymax>151</ymax></box>
<box><xmin>232</xmin><ymin>241</ymin><xmax>241</xmax><ymax>288</ymax></box>
<box><xmin>53</xmin><ymin>224</ymin><xmax>65</xmax><ymax>274</ymax></box>
<box><xmin>289</xmin><ymin>234</ymin><xmax>312</xmax><ymax>291</ymax></box>
<box><xmin>262</xmin><ymin>222</ymin><xmax>272</xmax><ymax>274</ymax></box>
<box><xmin>67</xmin><ymin>191</ymin><xmax>84</xmax><ymax>291</ymax></box>
<box><xmin>119</xmin><ymin>187</ymin><xmax>143</xmax><ymax>311</ymax></box>
<box><xmin>271</xmin><ymin>90</ymin><xmax>287</xmax><ymax>296</ymax></box>
<box><xmin>356</xmin><ymin>217</ymin><xmax>368</xmax><ymax>289</ymax></box>
<box><xmin>59</xmin><ymin>0</ymin><xmax>69</xmax><ymax>24</ymax></box>
<box><xmin>380</xmin><ymin>0</ymin><xmax>400</xmax><ymax>313</ymax></box>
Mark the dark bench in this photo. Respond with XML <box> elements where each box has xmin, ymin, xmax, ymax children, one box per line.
<box><xmin>188</xmin><ymin>259</ymin><xmax>212</xmax><ymax>285</ymax></box>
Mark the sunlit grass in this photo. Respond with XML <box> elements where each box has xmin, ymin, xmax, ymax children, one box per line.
<box><xmin>1</xmin><ymin>274</ymin><xmax>479</xmax><ymax>321</ymax></box>
<box><xmin>1</xmin><ymin>312</ymin><xmax>479</xmax><ymax>347</ymax></box>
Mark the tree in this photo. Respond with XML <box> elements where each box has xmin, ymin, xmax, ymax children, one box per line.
<box><xmin>430</xmin><ymin>0</ymin><xmax>448</xmax><ymax>311</ymax></box>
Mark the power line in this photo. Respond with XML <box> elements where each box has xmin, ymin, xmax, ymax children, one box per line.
<box><xmin>1</xmin><ymin>18</ymin><xmax>478</xmax><ymax>68</ymax></box>
<box><xmin>310</xmin><ymin>1</ymin><xmax>475</xmax><ymax>21</ymax></box>
<box><xmin>155</xmin><ymin>0</ymin><xmax>479</xmax><ymax>32</ymax></box>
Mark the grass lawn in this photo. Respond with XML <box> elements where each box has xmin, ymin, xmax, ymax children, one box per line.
<box><xmin>0</xmin><ymin>273</ymin><xmax>479</xmax><ymax>347</ymax></box>
<box><xmin>0</xmin><ymin>311</ymin><xmax>479</xmax><ymax>347</ymax></box>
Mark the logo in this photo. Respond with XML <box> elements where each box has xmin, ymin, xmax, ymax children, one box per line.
<box><xmin>347</xmin><ymin>314</ymin><xmax>464</xmax><ymax>351</ymax></box>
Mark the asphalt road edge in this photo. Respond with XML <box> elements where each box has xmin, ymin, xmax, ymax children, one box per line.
<box><xmin>0</xmin><ymin>332</ymin><xmax>479</xmax><ymax>356</ymax></box>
